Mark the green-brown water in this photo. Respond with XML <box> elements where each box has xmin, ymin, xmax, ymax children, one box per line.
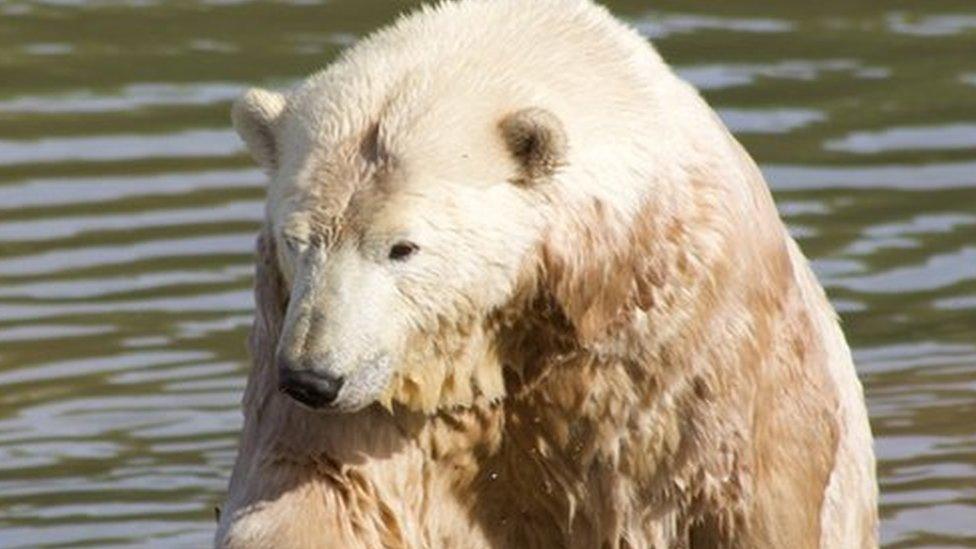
<box><xmin>0</xmin><ymin>1</ymin><xmax>974</xmax><ymax>547</ymax></box>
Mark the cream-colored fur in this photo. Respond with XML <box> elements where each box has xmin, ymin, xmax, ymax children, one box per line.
<box><xmin>217</xmin><ymin>0</ymin><xmax>878</xmax><ymax>547</ymax></box>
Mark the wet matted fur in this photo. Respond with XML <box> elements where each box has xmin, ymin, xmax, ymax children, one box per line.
<box><xmin>216</xmin><ymin>0</ymin><xmax>878</xmax><ymax>547</ymax></box>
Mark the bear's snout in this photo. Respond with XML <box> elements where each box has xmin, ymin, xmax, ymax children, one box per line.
<box><xmin>277</xmin><ymin>355</ymin><xmax>345</xmax><ymax>409</ymax></box>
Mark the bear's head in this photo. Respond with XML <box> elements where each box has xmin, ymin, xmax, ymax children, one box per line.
<box><xmin>232</xmin><ymin>80</ymin><xmax>684</xmax><ymax>415</ymax></box>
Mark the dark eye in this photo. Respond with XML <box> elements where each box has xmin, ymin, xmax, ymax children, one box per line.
<box><xmin>388</xmin><ymin>241</ymin><xmax>419</xmax><ymax>261</ymax></box>
<box><xmin>283</xmin><ymin>236</ymin><xmax>301</xmax><ymax>253</ymax></box>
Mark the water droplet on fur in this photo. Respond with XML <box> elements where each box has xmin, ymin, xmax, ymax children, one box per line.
<box><xmin>488</xmin><ymin>472</ymin><xmax>498</xmax><ymax>481</ymax></box>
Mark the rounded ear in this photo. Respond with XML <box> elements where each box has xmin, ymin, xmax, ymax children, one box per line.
<box><xmin>499</xmin><ymin>107</ymin><xmax>568</xmax><ymax>183</ymax></box>
<box><xmin>232</xmin><ymin>88</ymin><xmax>287</xmax><ymax>173</ymax></box>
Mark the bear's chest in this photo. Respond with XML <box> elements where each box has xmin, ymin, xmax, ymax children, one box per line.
<box><xmin>426</xmin><ymin>368</ymin><xmax>717</xmax><ymax>548</ymax></box>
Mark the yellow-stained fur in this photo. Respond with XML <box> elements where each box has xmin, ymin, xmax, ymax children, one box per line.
<box><xmin>217</xmin><ymin>1</ymin><xmax>877</xmax><ymax>547</ymax></box>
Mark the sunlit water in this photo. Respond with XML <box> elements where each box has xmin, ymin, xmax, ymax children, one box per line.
<box><xmin>0</xmin><ymin>1</ymin><xmax>974</xmax><ymax>547</ymax></box>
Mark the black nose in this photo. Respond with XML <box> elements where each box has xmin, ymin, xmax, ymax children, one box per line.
<box><xmin>277</xmin><ymin>361</ymin><xmax>345</xmax><ymax>409</ymax></box>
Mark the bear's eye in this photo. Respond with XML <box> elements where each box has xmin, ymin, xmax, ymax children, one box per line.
<box><xmin>282</xmin><ymin>235</ymin><xmax>304</xmax><ymax>253</ymax></box>
<box><xmin>388</xmin><ymin>241</ymin><xmax>419</xmax><ymax>261</ymax></box>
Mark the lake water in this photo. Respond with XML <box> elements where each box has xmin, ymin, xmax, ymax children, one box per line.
<box><xmin>0</xmin><ymin>1</ymin><xmax>974</xmax><ymax>547</ymax></box>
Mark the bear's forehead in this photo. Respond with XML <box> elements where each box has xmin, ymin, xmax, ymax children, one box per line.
<box><xmin>276</xmin><ymin>154</ymin><xmax>444</xmax><ymax>250</ymax></box>
<box><xmin>281</xmin><ymin>75</ymin><xmax>521</xmax><ymax>194</ymax></box>
<box><xmin>271</xmin><ymin>78</ymin><xmax>529</xmax><ymax>246</ymax></box>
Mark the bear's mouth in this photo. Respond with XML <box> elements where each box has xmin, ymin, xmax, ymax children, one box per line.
<box><xmin>278</xmin><ymin>352</ymin><xmax>393</xmax><ymax>414</ymax></box>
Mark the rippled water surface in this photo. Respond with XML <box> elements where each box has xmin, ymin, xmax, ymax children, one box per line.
<box><xmin>0</xmin><ymin>1</ymin><xmax>974</xmax><ymax>547</ymax></box>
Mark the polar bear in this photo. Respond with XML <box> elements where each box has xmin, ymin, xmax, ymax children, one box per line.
<box><xmin>216</xmin><ymin>0</ymin><xmax>878</xmax><ymax>547</ymax></box>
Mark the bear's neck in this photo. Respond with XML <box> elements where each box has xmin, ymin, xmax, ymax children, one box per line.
<box><xmin>222</xmin><ymin>336</ymin><xmax>704</xmax><ymax>548</ymax></box>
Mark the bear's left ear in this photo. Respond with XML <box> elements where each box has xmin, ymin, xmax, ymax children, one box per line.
<box><xmin>232</xmin><ymin>88</ymin><xmax>287</xmax><ymax>174</ymax></box>
<box><xmin>499</xmin><ymin>107</ymin><xmax>568</xmax><ymax>183</ymax></box>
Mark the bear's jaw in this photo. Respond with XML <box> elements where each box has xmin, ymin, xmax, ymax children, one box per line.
<box><xmin>362</xmin><ymin>301</ymin><xmax>574</xmax><ymax>415</ymax></box>
<box><xmin>372</xmin><ymin>303</ymin><xmax>530</xmax><ymax>414</ymax></box>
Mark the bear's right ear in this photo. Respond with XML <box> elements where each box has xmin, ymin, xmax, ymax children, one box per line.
<box><xmin>232</xmin><ymin>88</ymin><xmax>287</xmax><ymax>174</ymax></box>
<box><xmin>499</xmin><ymin>107</ymin><xmax>568</xmax><ymax>184</ymax></box>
